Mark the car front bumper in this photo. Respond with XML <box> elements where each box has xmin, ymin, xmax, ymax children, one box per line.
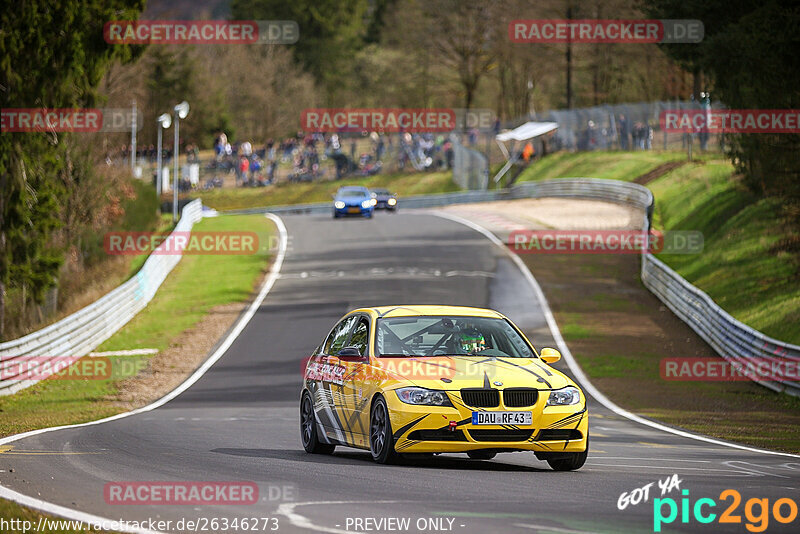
<box><xmin>334</xmin><ymin>205</ymin><xmax>373</xmax><ymax>216</ymax></box>
<box><xmin>384</xmin><ymin>390</ymin><xmax>588</xmax><ymax>454</ymax></box>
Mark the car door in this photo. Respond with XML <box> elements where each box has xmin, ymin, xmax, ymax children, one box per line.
<box><xmin>339</xmin><ymin>314</ymin><xmax>372</xmax><ymax>447</ymax></box>
<box><xmin>308</xmin><ymin>315</ymin><xmax>358</xmax><ymax>444</ymax></box>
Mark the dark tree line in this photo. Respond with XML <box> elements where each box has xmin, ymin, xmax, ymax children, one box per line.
<box><xmin>0</xmin><ymin>1</ymin><xmax>147</xmax><ymax>337</ymax></box>
<box><xmin>644</xmin><ymin>0</ymin><xmax>800</xmax><ymax>232</ymax></box>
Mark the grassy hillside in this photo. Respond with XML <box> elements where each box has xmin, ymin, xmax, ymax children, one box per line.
<box><xmin>517</xmin><ymin>150</ymin><xmax>798</xmax><ymax>344</ymax></box>
<box><xmin>193</xmin><ymin>170</ymin><xmax>459</xmax><ymax>211</ymax></box>
<box><xmin>516</xmin><ymin>150</ymin><xmax>693</xmax><ymax>182</ymax></box>
<box><xmin>649</xmin><ymin>162</ymin><xmax>799</xmax><ymax>343</ymax></box>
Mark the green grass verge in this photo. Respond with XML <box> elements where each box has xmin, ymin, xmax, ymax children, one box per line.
<box><xmin>516</xmin><ymin>150</ymin><xmax>695</xmax><ymax>182</ymax></box>
<box><xmin>649</xmin><ymin>160</ymin><xmax>800</xmax><ymax>343</ymax></box>
<box><xmin>0</xmin><ymin>215</ymin><xmax>273</xmax><ymax>438</ymax></box>
<box><xmin>192</xmin><ymin>170</ymin><xmax>459</xmax><ymax>211</ymax></box>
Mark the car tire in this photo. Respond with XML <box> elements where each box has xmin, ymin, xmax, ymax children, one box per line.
<box><xmin>369</xmin><ymin>397</ymin><xmax>398</xmax><ymax>464</ymax></box>
<box><xmin>467</xmin><ymin>450</ymin><xmax>497</xmax><ymax>460</ymax></box>
<box><xmin>546</xmin><ymin>447</ymin><xmax>587</xmax><ymax>471</ymax></box>
<box><xmin>300</xmin><ymin>392</ymin><xmax>335</xmax><ymax>455</ymax></box>
<box><xmin>333</xmin><ymin>211</ymin><xmax>340</xmax><ymax>219</ymax></box>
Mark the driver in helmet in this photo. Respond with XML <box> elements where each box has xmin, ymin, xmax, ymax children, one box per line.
<box><xmin>459</xmin><ymin>327</ymin><xmax>486</xmax><ymax>354</ymax></box>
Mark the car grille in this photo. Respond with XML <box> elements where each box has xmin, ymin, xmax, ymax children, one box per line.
<box><xmin>536</xmin><ymin>429</ymin><xmax>583</xmax><ymax>441</ymax></box>
<box><xmin>468</xmin><ymin>429</ymin><xmax>534</xmax><ymax>442</ymax></box>
<box><xmin>503</xmin><ymin>388</ymin><xmax>539</xmax><ymax>407</ymax></box>
<box><xmin>460</xmin><ymin>389</ymin><xmax>500</xmax><ymax>407</ymax></box>
<box><xmin>408</xmin><ymin>429</ymin><xmax>467</xmax><ymax>441</ymax></box>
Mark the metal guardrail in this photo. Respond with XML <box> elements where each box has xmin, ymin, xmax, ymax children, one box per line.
<box><xmin>223</xmin><ymin>178</ymin><xmax>653</xmax><ymax>215</ymax></box>
<box><xmin>642</xmin><ymin>255</ymin><xmax>800</xmax><ymax>396</ymax></box>
<box><xmin>0</xmin><ymin>199</ymin><xmax>204</xmax><ymax>395</ymax></box>
<box><xmin>522</xmin><ymin>179</ymin><xmax>799</xmax><ymax>397</ymax></box>
<box><xmin>5</xmin><ymin>177</ymin><xmax>797</xmax><ymax>397</ymax></box>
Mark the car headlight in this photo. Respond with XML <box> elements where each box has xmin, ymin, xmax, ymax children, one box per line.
<box><xmin>334</xmin><ymin>201</ymin><xmax>345</xmax><ymax>209</ymax></box>
<box><xmin>361</xmin><ymin>200</ymin><xmax>372</xmax><ymax>209</ymax></box>
<box><xmin>370</xmin><ymin>198</ymin><xmax>377</xmax><ymax>206</ymax></box>
<box><xmin>395</xmin><ymin>387</ymin><xmax>453</xmax><ymax>407</ymax></box>
<box><xmin>387</xmin><ymin>198</ymin><xmax>397</xmax><ymax>206</ymax></box>
<box><xmin>546</xmin><ymin>386</ymin><xmax>581</xmax><ymax>406</ymax></box>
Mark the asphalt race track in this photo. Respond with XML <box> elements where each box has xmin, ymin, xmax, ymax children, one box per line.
<box><xmin>1</xmin><ymin>211</ymin><xmax>799</xmax><ymax>534</ymax></box>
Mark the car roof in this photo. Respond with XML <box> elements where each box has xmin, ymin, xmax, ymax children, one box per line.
<box><xmin>350</xmin><ymin>305</ymin><xmax>506</xmax><ymax>319</ymax></box>
<box><xmin>338</xmin><ymin>186</ymin><xmax>369</xmax><ymax>192</ymax></box>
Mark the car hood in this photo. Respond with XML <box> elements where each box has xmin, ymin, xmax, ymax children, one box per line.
<box><xmin>336</xmin><ymin>195</ymin><xmax>369</xmax><ymax>203</ymax></box>
<box><xmin>376</xmin><ymin>356</ymin><xmax>573</xmax><ymax>391</ymax></box>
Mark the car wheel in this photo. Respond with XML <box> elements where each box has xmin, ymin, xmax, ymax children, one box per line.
<box><xmin>333</xmin><ymin>211</ymin><xmax>340</xmax><ymax>219</ymax></box>
<box><xmin>370</xmin><ymin>397</ymin><xmax>398</xmax><ymax>464</ymax></box>
<box><xmin>467</xmin><ymin>450</ymin><xmax>496</xmax><ymax>460</ymax></box>
<box><xmin>300</xmin><ymin>392</ymin><xmax>335</xmax><ymax>454</ymax></box>
<box><xmin>546</xmin><ymin>448</ymin><xmax>587</xmax><ymax>471</ymax></box>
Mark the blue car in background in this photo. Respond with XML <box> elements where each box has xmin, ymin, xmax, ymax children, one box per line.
<box><xmin>333</xmin><ymin>186</ymin><xmax>376</xmax><ymax>218</ymax></box>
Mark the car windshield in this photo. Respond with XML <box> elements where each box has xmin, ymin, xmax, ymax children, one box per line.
<box><xmin>372</xmin><ymin>189</ymin><xmax>390</xmax><ymax>195</ymax></box>
<box><xmin>376</xmin><ymin>316</ymin><xmax>536</xmax><ymax>358</ymax></box>
<box><xmin>339</xmin><ymin>189</ymin><xmax>368</xmax><ymax>198</ymax></box>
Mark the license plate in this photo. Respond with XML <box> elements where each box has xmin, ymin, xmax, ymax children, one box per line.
<box><xmin>471</xmin><ymin>411</ymin><xmax>532</xmax><ymax>426</ymax></box>
<box><xmin>347</xmin><ymin>207</ymin><xmax>360</xmax><ymax>213</ymax></box>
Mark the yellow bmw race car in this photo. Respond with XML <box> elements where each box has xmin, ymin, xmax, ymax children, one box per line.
<box><xmin>300</xmin><ymin>305</ymin><xmax>588</xmax><ymax>470</ymax></box>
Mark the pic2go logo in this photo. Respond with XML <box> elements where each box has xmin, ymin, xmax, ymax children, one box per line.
<box><xmin>654</xmin><ymin>489</ymin><xmax>798</xmax><ymax>532</ymax></box>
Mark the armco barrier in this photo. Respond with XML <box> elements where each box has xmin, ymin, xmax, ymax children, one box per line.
<box><xmin>641</xmin><ymin>254</ymin><xmax>800</xmax><ymax>396</ymax></box>
<box><xmin>0</xmin><ymin>199</ymin><xmax>204</xmax><ymax>395</ymax></box>
<box><xmin>224</xmin><ymin>178</ymin><xmax>800</xmax><ymax>396</ymax></box>
<box><xmin>6</xmin><ymin>178</ymin><xmax>797</xmax><ymax>397</ymax></box>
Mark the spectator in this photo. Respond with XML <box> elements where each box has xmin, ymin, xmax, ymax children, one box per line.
<box><xmin>250</xmin><ymin>156</ymin><xmax>262</xmax><ymax>183</ymax></box>
<box><xmin>522</xmin><ymin>141</ymin><xmax>534</xmax><ymax>162</ymax></box>
<box><xmin>238</xmin><ymin>155</ymin><xmax>249</xmax><ymax>185</ymax></box>
<box><xmin>618</xmin><ymin>115</ymin><xmax>629</xmax><ymax>150</ymax></box>
<box><xmin>240</xmin><ymin>140</ymin><xmax>253</xmax><ymax>157</ymax></box>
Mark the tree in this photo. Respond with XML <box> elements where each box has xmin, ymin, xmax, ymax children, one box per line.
<box><xmin>0</xmin><ymin>0</ymin><xmax>145</xmax><ymax>337</ymax></box>
<box><xmin>643</xmin><ymin>0</ymin><xmax>800</xmax><ymax>212</ymax></box>
<box><xmin>421</xmin><ymin>0</ymin><xmax>497</xmax><ymax>115</ymax></box>
<box><xmin>231</xmin><ymin>0</ymin><xmax>369</xmax><ymax>103</ymax></box>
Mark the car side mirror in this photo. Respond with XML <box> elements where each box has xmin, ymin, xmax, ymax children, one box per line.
<box><xmin>337</xmin><ymin>346</ymin><xmax>366</xmax><ymax>361</ymax></box>
<box><xmin>540</xmin><ymin>347</ymin><xmax>561</xmax><ymax>364</ymax></box>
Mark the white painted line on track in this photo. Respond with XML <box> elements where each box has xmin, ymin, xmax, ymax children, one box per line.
<box><xmin>587</xmin><ymin>457</ymin><xmax>710</xmax><ymax>463</ymax></box>
<box><xmin>0</xmin><ymin>213</ymin><xmax>288</xmax><ymax>534</ymax></box>
<box><xmin>431</xmin><ymin>211</ymin><xmax>800</xmax><ymax>460</ymax></box>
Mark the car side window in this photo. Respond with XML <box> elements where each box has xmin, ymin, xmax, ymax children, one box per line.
<box><xmin>348</xmin><ymin>317</ymin><xmax>370</xmax><ymax>355</ymax></box>
<box><xmin>325</xmin><ymin>315</ymin><xmax>358</xmax><ymax>355</ymax></box>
